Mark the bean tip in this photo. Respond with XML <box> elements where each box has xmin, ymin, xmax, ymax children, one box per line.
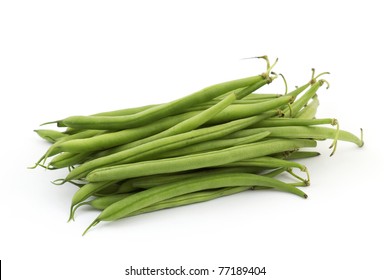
<box><xmin>359</xmin><ymin>128</ymin><xmax>365</xmax><ymax>147</ymax></box>
<box><xmin>51</xmin><ymin>178</ymin><xmax>66</xmax><ymax>185</ymax></box>
<box><xmin>82</xmin><ymin>219</ymin><xmax>100</xmax><ymax>236</ymax></box>
<box><xmin>40</xmin><ymin>120</ymin><xmax>60</xmax><ymax>126</ymax></box>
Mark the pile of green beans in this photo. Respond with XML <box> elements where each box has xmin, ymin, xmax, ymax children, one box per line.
<box><xmin>32</xmin><ymin>57</ymin><xmax>364</xmax><ymax>235</ymax></box>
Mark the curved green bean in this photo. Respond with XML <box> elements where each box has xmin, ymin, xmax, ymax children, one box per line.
<box><xmin>230</xmin><ymin>126</ymin><xmax>364</xmax><ymax>147</ymax></box>
<box><xmin>34</xmin><ymin>129</ymin><xmax>68</xmax><ymax>143</ymax></box>
<box><xmin>83</xmin><ymin>173</ymin><xmax>307</xmax><ymax>234</ymax></box>
<box><xmin>60</xmin><ymin>75</ymin><xmax>268</xmax><ymax>130</ymax></box>
<box><xmin>80</xmin><ymin>187</ymin><xmax>254</xmax><ymax>217</ymax></box>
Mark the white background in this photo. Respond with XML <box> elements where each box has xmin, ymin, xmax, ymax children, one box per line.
<box><xmin>1</xmin><ymin>0</ymin><xmax>389</xmax><ymax>279</ymax></box>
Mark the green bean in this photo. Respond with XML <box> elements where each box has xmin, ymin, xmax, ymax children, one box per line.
<box><xmin>49</xmin><ymin>152</ymin><xmax>91</xmax><ymax>169</ymax></box>
<box><xmin>283</xmin><ymin>68</ymin><xmax>328</xmax><ymax>100</ymax></box>
<box><xmin>83</xmin><ymin>172</ymin><xmax>308</xmax><ymax>234</ymax></box>
<box><xmin>85</xmin><ymin>91</ymin><xmax>277</xmax><ymax>119</ymax></box>
<box><xmin>68</xmin><ymin>180</ymin><xmax>116</xmax><ymax>221</ymax></box>
<box><xmin>281</xmin><ymin>151</ymin><xmax>321</xmax><ymax>160</ymax></box>
<box><xmin>285</xmin><ymin>80</ymin><xmax>311</xmax><ymax>99</ymax></box>
<box><xmin>121</xmin><ymin>165</ymin><xmax>294</xmax><ymax>193</ymax></box>
<box><xmin>223</xmin><ymin>156</ymin><xmax>307</xmax><ymax>173</ymax></box>
<box><xmin>127</xmin><ymin>187</ymin><xmax>255</xmax><ymax>217</ymax></box>
<box><xmin>58</xmin><ymin>93</ymin><xmax>248</xmax><ymax>166</ymax></box>
<box><xmin>222</xmin><ymin>156</ymin><xmax>310</xmax><ymax>184</ymax></box>
<box><xmin>74</xmin><ymin>186</ymin><xmax>258</xmax><ymax>220</ymax></box>
<box><xmin>74</xmin><ymin>193</ymin><xmax>131</xmax><ymax>212</ymax></box>
<box><xmin>66</xmin><ymin>117</ymin><xmax>272</xmax><ymax>211</ymax></box>
<box><xmin>203</xmin><ymin>95</ymin><xmax>293</xmax><ymax>126</ymax></box>
<box><xmin>261</xmin><ymin>167</ymin><xmax>289</xmax><ymax>178</ymax></box>
<box><xmin>68</xmin><ymin>138</ymin><xmax>314</xmax><ymax>215</ymax></box>
<box><xmin>72</xmin><ymin>167</ymin><xmax>265</xmax><ymax>219</ymax></box>
<box><xmin>116</xmin><ymin>92</ymin><xmax>238</xmax><ymax>147</ymax></box>
<box><xmin>157</xmin><ymin>131</ymin><xmax>271</xmax><ymax>159</ymax></box>
<box><xmin>182</xmin><ymin>93</ymin><xmax>279</xmax><ymax>113</ymax></box>
<box><xmin>72</xmin><ymin>88</ymin><xmax>263</xmax><ymax>118</ymax></box>
<box><xmin>271</xmin><ymin>150</ymin><xmax>321</xmax><ymax>160</ymax></box>
<box><xmin>296</xmin><ymin>95</ymin><xmax>320</xmax><ymax>119</ymax></box>
<box><xmin>86</xmin><ymin>139</ymin><xmax>317</xmax><ymax>182</ymax></box>
<box><xmin>249</xmin><ymin>117</ymin><xmax>337</xmax><ymax>128</ymax></box>
<box><xmin>65</xmin><ymin>115</ymin><xmax>274</xmax><ymax>181</ymax></box>
<box><xmin>56</xmin><ymin>105</ymin><xmax>159</xmax><ymax>130</ymax></box>
<box><xmin>230</xmin><ymin>126</ymin><xmax>364</xmax><ymax>147</ymax></box>
<box><xmin>31</xmin><ymin>60</ymin><xmax>368</xmax><ymax>235</ymax></box>
<box><xmin>49</xmin><ymin>152</ymin><xmax>93</xmax><ymax>169</ymax></box>
<box><xmin>70</xmin><ymin>193</ymin><xmax>131</xmax><ymax>221</ymax></box>
<box><xmin>91</xmin><ymin>104</ymin><xmax>157</xmax><ymax>117</ymax></box>
<box><xmin>34</xmin><ymin>129</ymin><xmax>68</xmax><ymax>143</ymax></box>
<box><xmin>286</xmin><ymin>80</ymin><xmax>326</xmax><ymax>117</ymax></box>
<box><xmin>70</xmin><ymin>92</ymin><xmax>239</xmax><ymax>155</ymax></box>
<box><xmin>60</xmin><ymin>75</ymin><xmax>269</xmax><ymax>130</ymax></box>
<box><xmin>55</xmin><ymin>92</ymin><xmax>288</xmax><ymax>155</ymax></box>
<box><xmin>70</xmin><ymin>166</ymin><xmax>262</xmax><ymax>219</ymax></box>
<box><xmin>118</xmin><ymin>166</ymin><xmax>263</xmax><ymax>191</ymax></box>
<box><xmin>240</xmin><ymin>93</ymin><xmax>282</xmax><ymax>99</ymax></box>
<box><xmin>55</xmin><ymin>111</ymin><xmax>196</xmax><ymax>155</ymax></box>
<box><xmin>32</xmin><ymin>129</ymin><xmax>106</xmax><ymax>168</ymax></box>
<box><xmin>104</xmin><ymin>94</ymin><xmax>292</xmax><ymax>155</ymax></box>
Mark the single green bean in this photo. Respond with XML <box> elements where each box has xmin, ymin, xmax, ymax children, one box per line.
<box><xmin>261</xmin><ymin>167</ymin><xmax>289</xmax><ymax>178</ymax></box>
<box><xmin>60</xmin><ymin>75</ymin><xmax>268</xmax><ymax>130</ymax></box>
<box><xmin>223</xmin><ymin>156</ymin><xmax>307</xmax><ymax>173</ymax></box>
<box><xmin>74</xmin><ymin>193</ymin><xmax>131</xmax><ymax>212</ymax></box>
<box><xmin>296</xmin><ymin>95</ymin><xmax>320</xmax><ymax>119</ymax></box>
<box><xmin>118</xmin><ymin>166</ymin><xmax>264</xmax><ymax>191</ymax></box>
<box><xmin>203</xmin><ymin>95</ymin><xmax>293</xmax><ymax>126</ymax></box>
<box><xmin>74</xmin><ymin>186</ymin><xmax>258</xmax><ymax>221</ymax></box>
<box><xmin>182</xmin><ymin>98</ymin><xmax>268</xmax><ymax>113</ymax></box>
<box><xmin>70</xmin><ymin>88</ymin><xmax>260</xmax><ymax>118</ymax></box>
<box><xmin>230</xmin><ymin>126</ymin><xmax>364</xmax><ymax>147</ymax></box>
<box><xmin>222</xmin><ymin>156</ymin><xmax>310</xmax><ymax>184</ymax></box>
<box><xmin>286</xmin><ymin>80</ymin><xmax>326</xmax><ymax>117</ymax></box>
<box><xmin>86</xmin><ymin>139</ymin><xmax>317</xmax><ymax>182</ymax></box>
<box><xmin>70</xmin><ymin>192</ymin><xmax>136</xmax><ymax>221</ymax></box>
<box><xmin>249</xmin><ymin>117</ymin><xmax>336</xmax><ymax>128</ymax></box>
<box><xmin>68</xmin><ymin>180</ymin><xmax>116</xmax><ymax>221</ymax></box>
<box><xmin>49</xmin><ymin>152</ymin><xmax>92</xmax><ymax>169</ymax></box>
<box><xmin>281</xmin><ymin>151</ymin><xmax>321</xmax><ymax>160</ymax></box>
<box><xmin>157</xmin><ymin>131</ymin><xmax>271</xmax><ymax>159</ymax></box>
<box><xmin>120</xmin><ymin>186</ymin><xmax>255</xmax><ymax>217</ymax></box>
<box><xmin>34</xmin><ymin>129</ymin><xmax>68</xmax><ymax>143</ymax></box>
